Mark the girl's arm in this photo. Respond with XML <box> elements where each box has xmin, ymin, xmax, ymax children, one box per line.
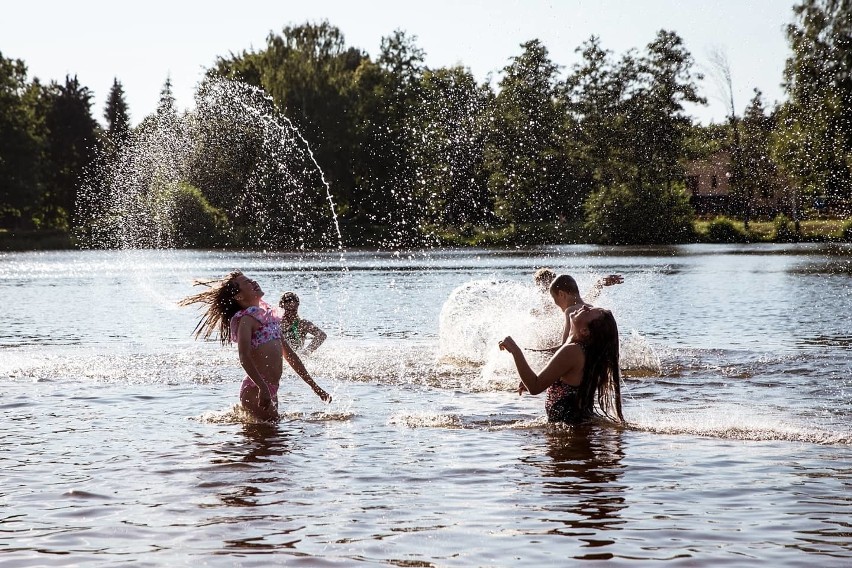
<box><xmin>282</xmin><ymin>340</ymin><xmax>332</xmax><ymax>402</ymax></box>
<box><xmin>298</xmin><ymin>319</ymin><xmax>327</xmax><ymax>355</ymax></box>
<box><xmin>500</xmin><ymin>337</ymin><xmax>582</xmax><ymax>395</ymax></box>
<box><xmin>561</xmin><ymin>308</ymin><xmax>573</xmax><ymax>345</ymax></box>
<box><xmin>237</xmin><ymin>318</ymin><xmax>274</xmax><ymax>410</ymax></box>
<box><xmin>584</xmin><ymin>274</ymin><xmax>624</xmax><ymax>304</ymax></box>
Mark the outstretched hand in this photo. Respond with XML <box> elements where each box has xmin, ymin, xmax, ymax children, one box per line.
<box><xmin>598</xmin><ymin>274</ymin><xmax>624</xmax><ymax>287</ymax></box>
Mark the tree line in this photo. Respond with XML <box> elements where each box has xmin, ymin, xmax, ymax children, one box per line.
<box><xmin>1</xmin><ymin>0</ymin><xmax>850</xmax><ymax>248</ymax></box>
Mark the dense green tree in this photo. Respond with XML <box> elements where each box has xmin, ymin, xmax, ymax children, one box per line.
<box><xmin>486</xmin><ymin>39</ymin><xmax>578</xmax><ymax>224</ymax></box>
<box><xmin>566</xmin><ymin>31</ymin><xmax>702</xmax><ymax>242</ymax></box>
<box><xmin>773</xmin><ymin>0</ymin><xmax>852</xmax><ymax>211</ymax></box>
<box><xmin>630</xmin><ymin>30</ymin><xmax>706</xmax><ymax>191</ymax></box>
<box><xmin>213</xmin><ymin>21</ymin><xmax>365</xmax><ymax>228</ymax></box>
<box><xmin>736</xmin><ymin>90</ymin><xmax>780</xmax><ymax>222</ymax></box>
<box><xmin>158</xmin><ymin>75</ymin><xmax>176</xmax><ymax>115</ymax></box>
<box><xmin>0</xmin><ymin>52</ymin><xmax>42</xmax><ymax>228</ymax></box>
<box><xmin>584</xmin><ymin>180</ymin><xmax>695</xmax><ymax>244</ymax></box>
<box><xmin>40</xmin><ymin>75</ymin><xmax>100</xmax><ymax>230</ymax></box>
<box><xmin>410</xmin><ymin>66</ymin><xmax>493</xmax><ymax>227</ymax></box>
<box><xmin>355</xmin><ymin>29</ymin><xmax>426</xmax><ymax>240</ymax></box>
<box><xmin>564</xmin><ymin>36</ymin><xmax>634</xmax><ymax>190</ymax></box>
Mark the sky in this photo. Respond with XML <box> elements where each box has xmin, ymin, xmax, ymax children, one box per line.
<box><xmin>2</xmin><ymin>0</ymin><xmax>795</xmax><ymax>127</ymax></box>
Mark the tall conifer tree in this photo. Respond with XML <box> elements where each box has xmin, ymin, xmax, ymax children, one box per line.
<box><xmin>104</xmin><ymin>77</ymin><xmax>130</xmax><ymax>141</ymax></box>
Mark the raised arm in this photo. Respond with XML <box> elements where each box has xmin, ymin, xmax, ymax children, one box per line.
<box><xmin>282</xmin><ymin>340</ymin><xmax>331</xmax><ymax>402</ymax></box>
<box><xmin>298</xmin><ymin>319</ymin><xmax>327</xmax><ymax>355</ymax></box>
<box><xmin>584</xmin><ymin>274</ymin><xmax>624</xmax><ymax>304</ymax></box>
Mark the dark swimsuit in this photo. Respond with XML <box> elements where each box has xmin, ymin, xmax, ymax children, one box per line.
<box><xmin>282</xmin><ymin>317</ymin><xmax>303</xmax><ymax>350</ymax></box>
<box><xmin>544</xmin><ymin>343</ymin><xmax>592</xmax><ymax>424</ymax></box>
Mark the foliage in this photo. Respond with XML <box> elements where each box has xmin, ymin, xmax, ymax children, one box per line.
<box><xmin>773</xmin><ymin>0</ymin><xmax>852</xmax><ymax>212</ymax></box>
<box><xmin>0</xmin><ymin>52</ymin><xmax>43</xmax><ymax>228</ymax></box>
<box><xmin>842</xmin><ymin>219</ymin><xmax>852</xmax><ymax>241</ymax></box>
<box><xmin>167</xmin><ymin>182</ymin><xmax>229</xmax><ymax>248</ymax></box>
<box><xmin>410</xmin><ymin>66</ymin><xmax>493</xmax><ymax>227</ymax></box>
<box><xmin>486</xmin><ymin>39</ymin><xmax>580</xmax><ymax>224</ymax></box>
<box><xmin>103</xmin><ymin>78</ymin><xmax>130</xmax><ymax>144</ymax></box>
<box><xmin>7</xmin><ymin>13</ymin><xmax>851</xmax><ymax>249</ymax></box>
<box><xmin>772</xmin><ymin>213</ymin><xmax>797</xmax><ymax>242</ymax></box>
<box><xmin>39</xmin><ymin>75</ymin><xmax>100</xmax><ymax>230</ymax></box>
<box><xmin>213</xmin><ymin>21</ymin><xmax>364</xmax><ymax>224</ymax></box>
<box><xmin>733</xmin><ymin>90</ymin><xmax>780</xmax><ymax>220</ymax></box>
<box><xmin>584</xmin><ymin>182</ymin><xmax>695</xmax><ymax>244</ymax></box>
<box><xmin>704</xmin><ymin>216</ymin><xmax>748</xmax><ymax>243</ymax></box>
<box><xmin>629</xmin><ymin>30</ymin><xmax>706</xmax><ymax>190</ymax></box>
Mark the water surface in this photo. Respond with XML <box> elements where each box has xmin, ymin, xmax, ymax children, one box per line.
<box><xmin>2</xmin><ymin>244</ymin><xmax>851</xmax><ymax>566</ymax></box>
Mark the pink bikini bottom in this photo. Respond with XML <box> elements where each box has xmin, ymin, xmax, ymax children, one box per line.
<box><xmin>240</xmin><ymin>376</ymin><xmax>279</xmax><ymax>399</ymax></box>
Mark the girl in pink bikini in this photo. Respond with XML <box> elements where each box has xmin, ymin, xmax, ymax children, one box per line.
<box><xmin>180</xmin><ymin>271</ymin><xmax>331</xmax><ymax>421</ymax></box>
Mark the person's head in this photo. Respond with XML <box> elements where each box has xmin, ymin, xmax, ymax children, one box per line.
<box><xmin>570</xmin><ymin>306</ymin><xmax>624</xmax><ymax>422</ymax></box>
<box><xmin>279</xmin><ymin>291</ymin><xmax>300</xmax><ymax>315</ymax></box>
<box><xmin>179</xmin><ymin>271</ymin><xmax>260</xmax><ymax>344</ymax></box>
<box><xmin>533</xmin><ymin>268</ymin><xmax>556</xmax><ymax>291</ymax></box>
<box><xmin>549</xmin><ymin>274</ymin><xmax>580</xmax><ymax>309</ymax></box>
<box><xmin>232</xmin><ymin>274</ymin><xmax>264</xmax><ymax>307</ymax></box>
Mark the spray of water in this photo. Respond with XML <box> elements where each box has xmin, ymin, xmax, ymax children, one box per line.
<box><xmin>79</xmin><ymin>77</ymin><xmax>343</xmax><ymax>252</ymax></box>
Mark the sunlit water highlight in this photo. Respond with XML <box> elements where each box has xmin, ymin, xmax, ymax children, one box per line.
<box><xmin>2</xmin><ymin>245</ymin><xmax>851</xmax><ymax>566</ymax></box>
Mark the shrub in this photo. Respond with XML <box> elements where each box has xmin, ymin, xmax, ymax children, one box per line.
<box><xmin>705</xmin><ymin>216</ymin><xmax>747</xmax><ymax>243</ymax></box>
<box><xmin>772</xmin><ymin>214</ymin><xmax>797</xmax><ymax>243</ymax></box>
<box><xmin>169</xmin><ymin>182</ymin><xmax>229</xmax><ymax>248</ymax></box>
<box><xmin>584</xmin><ymin>182</ymin><xmax>695</xmax><ymax>245</ymax></box>
<box><xmin>842</xmin><ymin>219</ymin><xmax>852</xmax><ymax>241</ymax></box>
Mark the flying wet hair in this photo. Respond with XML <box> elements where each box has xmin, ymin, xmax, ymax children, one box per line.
<box><xmin>577</xmin><ymin>309</ymin><xmax>624</xmax><ymax>423</ymax></box>
<box><xmin>533</xmin><ymin>267</ymin><xmax>556</xmax><ymax>289</ymax></box>
<box><xmin>178</xmin><ymin>271</ymin><xmax>244</xmax><ymax>345</ymax></box>
<box><xmin>549</xmin><ymin>274</ymin><xmax>580</xmax><ymax>296</ymax></box>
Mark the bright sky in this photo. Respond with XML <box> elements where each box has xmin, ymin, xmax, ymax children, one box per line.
<box><xmin>3</xmin><ymin>0</ymin><xmax>794</xmax><ymax>127</ymax></box>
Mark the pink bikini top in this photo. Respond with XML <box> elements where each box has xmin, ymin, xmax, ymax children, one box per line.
<box><xmin>230</xmin><ymin>301</ymin><xmax>282</xmax><ymax>349</ymax></box>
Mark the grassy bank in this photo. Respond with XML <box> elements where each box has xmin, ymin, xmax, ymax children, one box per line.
<box><xmin>2</xmin><ymin>217</ymin><xmax>850</xmax><ymax>251</ymax></box>
<box><xmin>694</xmin><ymin>217</ymin><xmax>851</xmax><ymax>243</ymax></box>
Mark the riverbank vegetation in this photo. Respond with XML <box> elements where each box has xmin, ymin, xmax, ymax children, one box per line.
<box><xmin>1</xmin><ymin>0</ymin><xmax>850</xmax><ymax>250</ymax></box>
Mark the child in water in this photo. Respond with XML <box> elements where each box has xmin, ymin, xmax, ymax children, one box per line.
<box><xmin>279</xmin><ymin>291</ymin><xmax>327</xmax><ymax>356</ymax></box>
<box><xmin>521</xmin><ymin>270</ymin><xmax>623</xmax><ymax>394</ymax></box>
<box><xmin>180</xmin><ymin>272</ymin><xmax>331</xmax><ymax>422</ymax></box>
<box><xmin>500</xmin><ymin>305</ymin><xmax>624</xmax><ymax>424</ymax></box>
<box><xmin>547</xmin><ymin>273</ymin><xmax>622</xmax><ymax>344</ymax></box>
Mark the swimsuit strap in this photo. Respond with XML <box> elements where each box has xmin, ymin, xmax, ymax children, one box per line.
<box><xmin>288</xmin><ymin>317</ymin><xmax>301</xmax><ymax>346</ymax></box>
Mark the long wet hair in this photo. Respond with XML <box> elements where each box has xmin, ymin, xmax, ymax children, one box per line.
<box><xmin>178</xmin><ymin>271</ymin><xmax>244</xmax><ymax>344</ymax></box>
<box><xmin>576</xmin><ymin>309</ymin><xmax>624</xmax><ymax>423</ymax></box>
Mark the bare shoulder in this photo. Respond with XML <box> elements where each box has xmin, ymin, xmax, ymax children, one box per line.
<box><xmin>553</xmin><ymin>341</ymin><xmax>584</xmax><ymax>364</ymax></box>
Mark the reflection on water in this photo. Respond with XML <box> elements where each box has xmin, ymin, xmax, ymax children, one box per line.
<box><xmin>518</xmin><ymin>425</ymin><xmax>627</xmax><ymax>560</ymax></box>
<box><xmin>540</xmin><ymin>426</ymin><xmax>627</xmax><ymax>531</ymax></box>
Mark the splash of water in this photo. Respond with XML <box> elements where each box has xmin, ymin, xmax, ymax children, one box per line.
<box><xmin>436</xmin><ymin>276</ymin><xmax>659</xmax><ymax>390</ymax></box>
<box><xmin>79</xmin><ymin>77</ymin><xmax>343</xmax><ymax>252</ymax></box>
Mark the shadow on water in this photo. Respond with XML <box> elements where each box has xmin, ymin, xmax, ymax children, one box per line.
<box><xmin>521</xmin><ymin>424</ymin><xmax>627</xmax><ymax>560</ymax></box>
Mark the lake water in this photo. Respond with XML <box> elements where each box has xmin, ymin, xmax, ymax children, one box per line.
<box><xmin>2</xmin><ymin>244</ymin><xmax>851</xmax><ymax>566</ymax></box>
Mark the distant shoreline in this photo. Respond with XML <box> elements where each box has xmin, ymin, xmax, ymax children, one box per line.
<box><xmin>3</xmin><ymin>217</ymin><xmax>849</xmax><ymax>252</ymax></box>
